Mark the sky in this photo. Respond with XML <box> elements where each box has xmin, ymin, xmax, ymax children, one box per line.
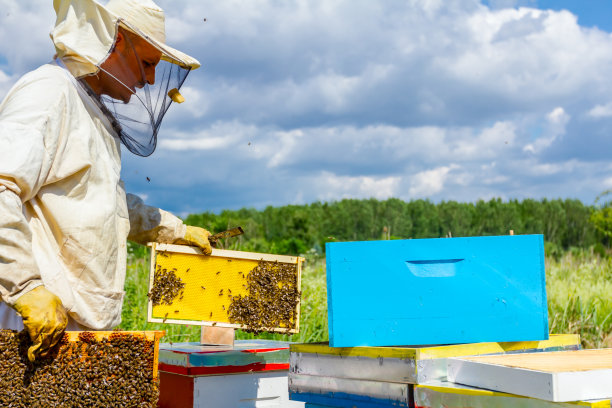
<box><xmin>1</xmin><ymin>1</ymin><xmax>612</xmax><ymax>215</ymax></box>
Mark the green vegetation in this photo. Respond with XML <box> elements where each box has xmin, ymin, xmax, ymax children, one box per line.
<box><xmin>119</xmin><ymin>197</ymin><xmax>612</xmax><ymax>348</ymax></box>
<box><xmin>547</xmin><ymin>249</ymin><xmax>612</xmax><ymax>348</ymax></box>
<box><xmin>590</xmin><ymin>190</ymin><xmax>612</xmax><ymax>245</ymax></box>
<box><xmin>184</xmin><ymin>197</ymin><xmax>603</xmax><ymax>257</ymax></box>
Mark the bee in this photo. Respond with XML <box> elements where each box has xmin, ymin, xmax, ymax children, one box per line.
<box><xmin>174</xmin><ymin>310</ymin><xmax>179</xmax><ymax>313</ymax></box>
<box><xmin>209</xmin><ymin>312</ymin><xmax>213</xmax><ymax>318</ymax></box>
<box><xmin>216</xmin><ymin>271</ymin><xmax>221</xmax><ymax>275</ymax></box>
<box><xmin>212</xmin><ymin>322</ymin><xmax>217</xmax><ymax>326</ymax></box>
<box><xmin>228</xmin><ymin>289</ymin><xmax>232</xmax><ymax>294</ymax></box>
<box><xmin>201</xmin><ymin>286</ymin><xmax>206</xmax><ymax>290</ymax></box>
<box><xmin>186</xmin><ymin>268</ymin><xmax>190</xmax><ymax>273</ymax></box>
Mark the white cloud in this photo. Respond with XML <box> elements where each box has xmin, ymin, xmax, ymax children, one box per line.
<box><xmin>547</xmin><ymin>107</ymin><xmax>567</xmax><ymax>124</ymax></box>
<box><xmin>229</xmin><ymin>121</ymin><xmax>525</xmax><ymax>174</ymax></box>
<box><xmin>161</xmin><ymin>136</ymin><xmax>230</xmax><ymax>151</ymax></box>
<box><xmin>267</xmin><ymin>129</ymin><xmax>303</xmax><ymax>168</ymax></box>
<box><xmin>315</xmin><ymin>172</ymin><xmax>401</xmax><ymax>201</ymax></box>
<box><xmin>454</xmin><ymin>121</ymin><xmax>516</xmax><ymax>159</ymax></box>
<box><xmin>523</xmin><ymin>107</ymin><xmax>569</xmax><ymax>153</ymax></box>
<box><xmin>178</xmin><ymin>86</ymin><xmax>208</xmax><ymax>118</ymax></box>
<box><xmin>159</xmin><ymin>121</ymin><xmax>258</xmax><ymax>151</ymax></box>
<box><xmin>437</xmin><ymin>7</ymin><xmax>612</xmax><ymax>107</ymax></box>
<box><xmin>409</xmin><ymin>165</ymin><xmax>458</xmax><ymax>197</ymax></box>
<box><xmin>588</xmin><ymin>103</ymin><xmax>612</xmax><ymax>118</ymax></box>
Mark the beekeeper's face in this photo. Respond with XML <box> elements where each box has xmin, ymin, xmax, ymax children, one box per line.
<box><xmin>98</xmin><ymin>27</ymin><xmax>162</xmax><ymax>103</ymax></box>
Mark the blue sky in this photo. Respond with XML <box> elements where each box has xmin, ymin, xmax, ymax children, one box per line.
<box><xmin>485</xmin><ymin>0</ymin><xmax>612</xmax><ymax>31</ymax></box>
<box><xmin>1</xmin><ymin>1</ymin><xmax>612</xmax><ymax>215</ymax></box>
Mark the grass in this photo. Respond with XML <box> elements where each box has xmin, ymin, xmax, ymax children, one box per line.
<box><xmin>546</xmin><ymin>250</ymin><xmax>612</xmax><ymax>348</ymax></box>
<box><xmin>120</xmin><ymin>245</ymin><xmax>612</xmax><ymax>348</ymax></box>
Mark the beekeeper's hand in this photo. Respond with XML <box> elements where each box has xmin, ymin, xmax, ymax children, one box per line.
<box><xmin>174</xmin><ymin>226</ymin><xmax>212</xmax><ymax>255</ymax></box>
<box><xmin>13</xmin><ymin>286</ymin><xmax>68</xmax><ymax>362</ymax></box>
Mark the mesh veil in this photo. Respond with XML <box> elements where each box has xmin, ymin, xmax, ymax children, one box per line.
<box><xmin>80</xmin><ymin>25</ymin><xmax>191</xmax><ymax>157</ymax></box>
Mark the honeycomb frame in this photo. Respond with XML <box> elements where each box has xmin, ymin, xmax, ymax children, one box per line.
<box><xmin>147</xmin><ymin>243</ymin><xmax>304</xmax><ymax>333</ymax></box>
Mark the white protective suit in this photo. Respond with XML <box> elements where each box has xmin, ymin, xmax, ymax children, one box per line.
<box><xmin>0</xmin><ymin>0</ymin><xmax>200</xmax><ymax>330</ymax></box>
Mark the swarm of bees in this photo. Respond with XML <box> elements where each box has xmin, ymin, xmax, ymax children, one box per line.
<box><xmin>0</xmin><ymin>330</ymin><xmax>159</xmax><ymax>407</ymax></box>
<box><xmin>148</xmin><ymin>264</ymin><xmax>185</xmax><ymax>306</ymax></box>
<box><xmin>228</xmin><ymin>260</ymin><xmax>300</xmax><ymax>334</ymax></box>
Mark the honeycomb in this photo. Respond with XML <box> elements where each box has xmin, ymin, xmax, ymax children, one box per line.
<box><xmin>0</xmin><ymin>330</ymin><xmax>163</xmax><ymax>407</ymax></box>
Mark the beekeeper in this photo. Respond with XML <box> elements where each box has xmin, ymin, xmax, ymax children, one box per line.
<box><xmin>0</xmin><ymin>0</ymin><xmax>211</xmax><ymax>361</ymax></box>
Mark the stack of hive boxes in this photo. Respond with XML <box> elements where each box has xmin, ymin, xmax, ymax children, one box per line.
<box><xmin>158</xmin><ymin>339</ymin><xmax>305</xmax><ymax>408</ymax></box>
<box><xmin>289</xmin><ymin>336</ymin><xmax>597</xmax><ymax>407</ymax></box>
<box><xmin>289</xmin><ymin>235</ymin><xmax>612</xmax><ymax>407</ymax></box>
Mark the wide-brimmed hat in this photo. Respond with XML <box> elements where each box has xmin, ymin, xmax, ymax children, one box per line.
<box><xmin>51</xmin><ymin>0</ymin><xmax>200</xmax><ymax>78</ymax></box>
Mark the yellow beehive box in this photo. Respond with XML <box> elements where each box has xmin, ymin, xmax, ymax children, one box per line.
<box><xmin>147</xmin><ymin>243</ymin><xmax>304</xmax><ymax>333</ymax></box>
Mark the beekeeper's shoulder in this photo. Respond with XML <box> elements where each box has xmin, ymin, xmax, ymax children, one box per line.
<box><xmin>8</xmin><ymin>63</ymin><xmax>78</xmax><ymax>106</ymax></box>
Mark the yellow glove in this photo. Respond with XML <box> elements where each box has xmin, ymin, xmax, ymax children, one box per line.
<box><xmin>13</xmin><ymin>286</ymin><xmax>68</xmax><ymax>362</ymax></box>
<box><xmin>175</xmin><ymin>226</ymin><xmax>212</xmax><ymax>255</ymax></box>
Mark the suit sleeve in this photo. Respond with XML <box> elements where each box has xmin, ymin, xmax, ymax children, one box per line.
<box><xmin>126</xmin><ymin>193</ymin><xmax>187</xmax><ymax>245</ymax></box>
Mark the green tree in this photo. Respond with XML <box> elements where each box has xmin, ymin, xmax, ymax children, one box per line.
<box><xmin>590</xmin><ymin>191</ymin><xmax>612</xmax><ymax>245</ymax></box>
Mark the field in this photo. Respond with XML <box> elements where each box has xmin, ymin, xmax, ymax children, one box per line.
<box><xmin>547</xmin><ymin>250</ymin><xmax>612</xmax><ymax>348</ymax></box>
<box><xmin>119</xmin><ymin>247</ymin><xmax>612</xmax><ymax>348</ymax></box>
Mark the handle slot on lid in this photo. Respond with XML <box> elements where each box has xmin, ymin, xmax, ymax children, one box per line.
<box><xmin>406</xmin><ymin>258</ymin><xmax>464</xmax><ymax>277</ymax></box>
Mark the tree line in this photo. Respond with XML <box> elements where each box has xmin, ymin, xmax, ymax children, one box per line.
<box><xmin>182</xmin><ymin>197</ymin><xmax>610</xmax><ymax>257</ymax></box>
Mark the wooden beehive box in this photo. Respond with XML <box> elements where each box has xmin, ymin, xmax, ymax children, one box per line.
<box><xmin>147</xmin><ymin>243</ymin><xmax>304</xmax><ymax>334</ymax></box>
<box><xmin>289</xmin><ymin>334</ymin><xmax>581</xmax><ymax>385</ymax></box>
<box><xmin>448</xmin><ymin>349</ymin><xmax>612</xmax><ymax>402</ymax></box>
<box><xmin>0</xmin><ymin>330</ymin><xmax>164</xmax><ymax>407</ymax></box>
<box><xmin>414</xmin><ymin>381</ymin><xmax>611</xmax><ymax>408</ymax></box>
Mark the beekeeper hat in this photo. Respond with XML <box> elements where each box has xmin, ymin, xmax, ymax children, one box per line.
<box><xmin>51</xmin><ymin>0</ymin><xmax>201</xmax><ymax>78</ymax></box>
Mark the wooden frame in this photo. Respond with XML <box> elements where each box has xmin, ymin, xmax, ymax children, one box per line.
<box><xmin>147</xmin><ymin>243</ymin><xmax>304</xmax><ymax>334</ymax></box>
